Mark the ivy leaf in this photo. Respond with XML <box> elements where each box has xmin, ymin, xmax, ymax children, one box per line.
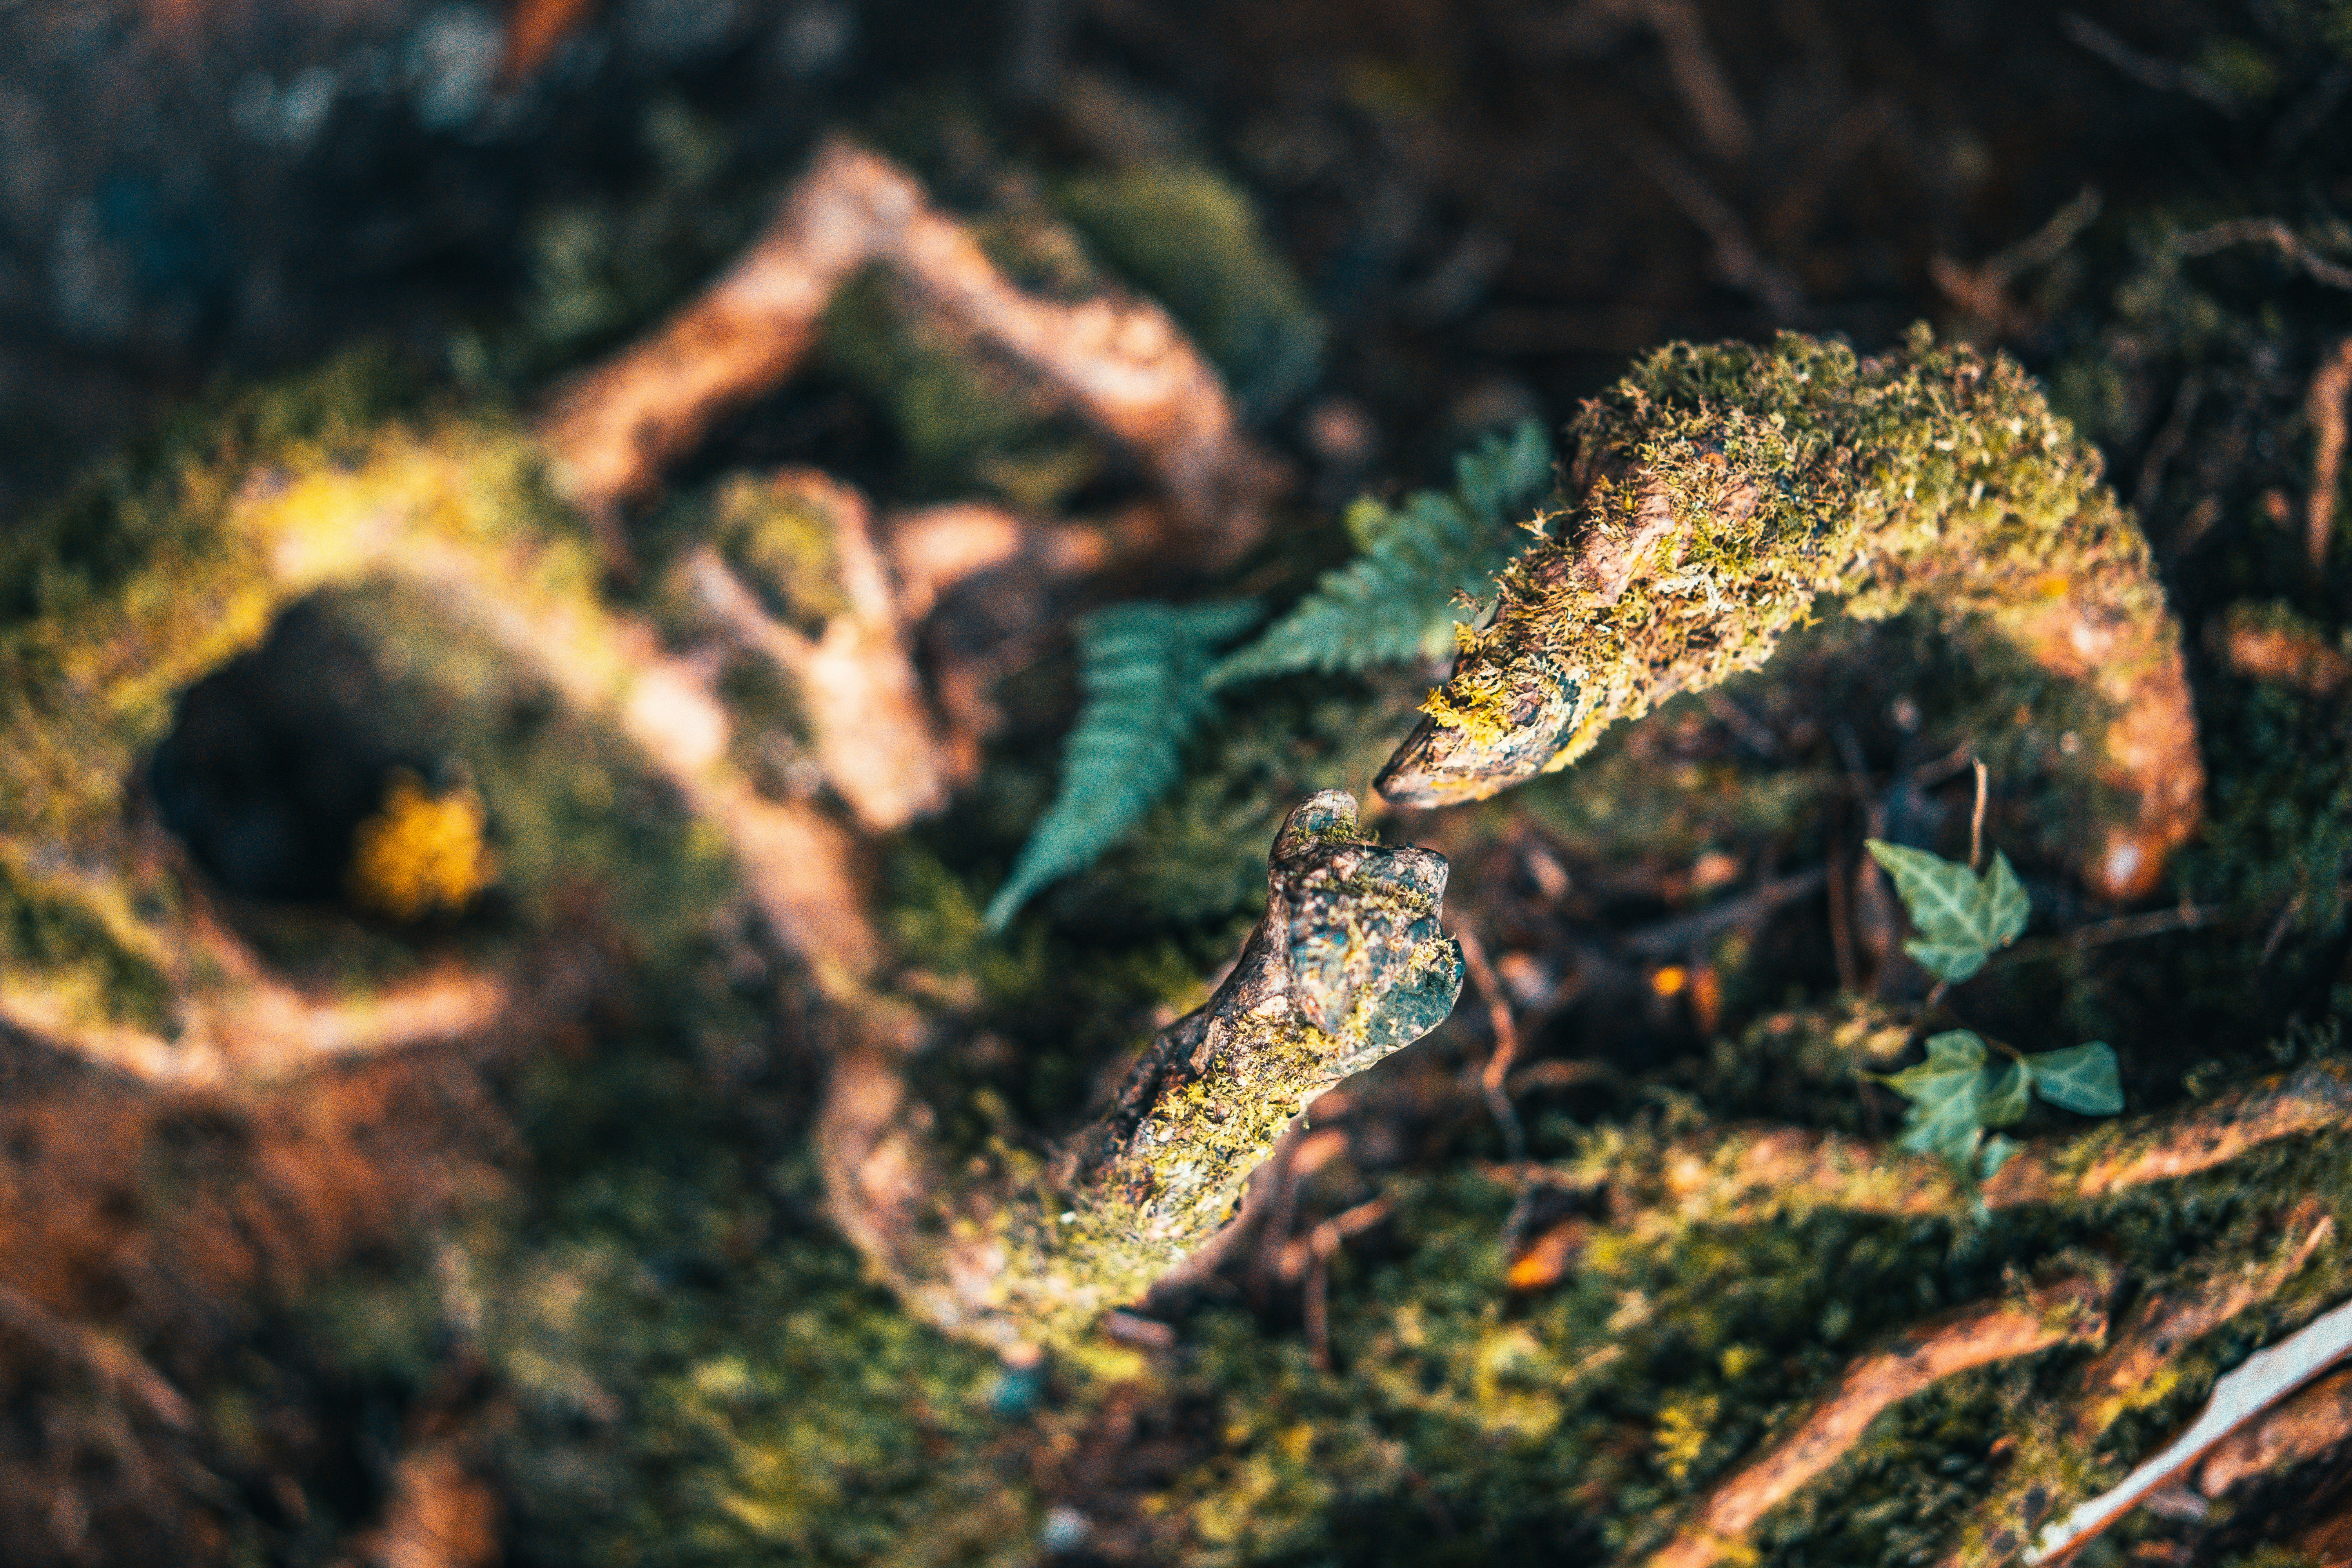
<box><xmin>1978</xmin><ymin>1133</ymin><xmax>2024</xmax><ymax>1181</ymax></box>
<box><xmin>1885</xmin><ymin>1030</ymin><xmax>1991</xmax><ymax>1167</ymax></box>
<box><xmin>2025</xmin><ymin>1042</ymin><xmax>2123</xmax><ymax>1116</ymax></box>
<box><xmin>1865</xmin><ymin>840</ymin><xmax>2030</xmax><ymax>982</ymax></box>
<box><xmin>1981</xmin><ymin>1058</ymin><xmax>2033</xmax><ymax>1128</ymax></box>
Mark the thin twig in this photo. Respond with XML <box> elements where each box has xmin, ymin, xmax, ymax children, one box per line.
<box><xmin>2171</xmin><ymin>217</ymin><xmax>2352</xmax><ymax>291</ymax></box>
<box><xmin>1454</xmin><ymin>927</ymin><xmax>1528</xmax><ymax>1168</ymax></box>
<box><xmin>1621</xmin><ymin>868</ymin><xmax>1828</xmax><ymax>958</ymax></box>
<box><xmin>1969</xmin><ymin>757</ymin><xmax>1989</xmax><ymax>875</ymax></box>
<box><xmin>2061</xmin><ymin>13</ymin><xmax>2236</xmax><ymax>111</ymax></box>
<box><xmin>2027</xmin><ymin>1290</ymin><xmax>2352</xmax><ymax>1562</ymax></box>
<box><xmin>1995</xmin><ymin>904</ymin><xmax>2220</xmax><ymax>965</ymax></box>
<box><xmin>2305</xmin><ymin>337</ymin><xmax>2352</xmax><ymax>573</ymax></box>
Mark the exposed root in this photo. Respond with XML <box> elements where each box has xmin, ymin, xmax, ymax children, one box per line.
<box><xmin>1550</xmin><ymin>1060</ymin><xmax>2352</xmax><ymax>1238</ymax></box>
<box><xmin>536</xmin><ymin>136</ymin><xmax>1272</xmax><ymax>562</ymax></box>
<box><xmin>0</xmin><ymin>923</ymin><xmax>516</xmax><ymax>1089</ymax></box>
<box><xmin>2211</xmin><ymin>600</ymin><xmax>2352</xmax><ymax>699</ymax></box>
<box><xmin>1378</xmin><ymin>332</ymin><xmax>2204</xmax><ymax>900</ymax></box>
<box><xmin>884</xmin><ymin>500</ymin><xmax>1117</xmax><ymax>624</ymax></box>
<box><xmin>2024</xmin><ymin>1285</ymin><xmax>2352</xmax><ymax>1562</ymax></box>
<box><xmin>0</xmin><ymin>1282</ymin><xmax>194</xmax><ymax>1433</ymax></box>
<box><xmin>2307</xmin><ymin>337</ymin><xmax>2352</xmax><ymax>574</ymax></box>
<box><xmin>682</xmin><ymin>469</ymin><xmax>951</xmax><ymax>831</ymax></box>
<box><xmin>1643</xmin><ymin>1272</ymin><xmax>2111</xmax><ymax>1568</ymax></box>
<box><xmin>1944</xmin><ymin>1205</ymin><xmax>2334</xmax><ymax>1564</ymax></box>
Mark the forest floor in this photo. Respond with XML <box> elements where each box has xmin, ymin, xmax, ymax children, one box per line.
<box><xmin>3</xmin><ymin>1</ymin><xmax>2352</xmax><ymax>1565</ymax></box>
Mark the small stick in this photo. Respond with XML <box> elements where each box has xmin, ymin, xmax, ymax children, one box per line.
<box><xmin>2304</xmin><ymin>336</ymin><xmax>2352</xmax><ymax>573</ymax></box>
<box><xmin>1969</xmin><ymin>757</ymin><xmax>1989</xmax><ymax>874</ymax></box>
<box><xmin>1455</xmin><ymin>927</ymin><xmax>1528</xmax><ymax>1167</ymax></box>
<box><xmin>2027</xmin><ymin>1289</ymin><xmax>2352</xmax><ymax>1562</ymax></box>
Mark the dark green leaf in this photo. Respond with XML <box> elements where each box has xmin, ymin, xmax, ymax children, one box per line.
<box><xmin>2025</xmin><ymin>1042</ymin><xmax>2123</xmax><ymax>1116</ymax></box>
<box><xmin>1207</xmin><ymin>421</ymin><xmax>1552</xmax><ymax>684</ymax></box>
<box><xmin>1980</xmin><ymin>1059</ymin><xmax>2032</xmax><ymax>1127</ymax></box>
<box><xmin>1886</xmin><ymin>1030</ymin><xmax>1991</xmax><ymax>1167</ymax></box>
<box><xmin>986</xmin><ymin>600</ymin><xmax>1263</xmax><ymax>928</ymax></box>
<box><xmin>1866</xmin><ymin>841</ymin><xmax>2031</xmax><ymax>981</ymax></box>
<box><xmin>1902</xmin><ymin>939</ymin><xmax>1994</xmax><ymax>984</ymax></box>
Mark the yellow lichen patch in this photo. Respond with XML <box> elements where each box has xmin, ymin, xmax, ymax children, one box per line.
<box><xmin>348</xmin><ymin>773</ymin><xmax>497</xmax><ymax>921</ymax></box>
<box><xmin>1654</xmin><ymin>1392</ymin><xmax>1721</xmax><ymax>1485</ymax></box>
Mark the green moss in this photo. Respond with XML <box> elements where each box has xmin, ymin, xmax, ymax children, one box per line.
<box><xmin>1408</xmin><ymin>331</ymin><xmax>2167</xmax><ymax>820</ymax></box>
<box><xmin>817</xmin><ymin>268</ymin><xmax>1105</xmax><ymax>508</ymax></box>
<box><xmin>1056</xmin><ymin>164</ymin><xmax>1326</xmax><ymax>416</ymax></box>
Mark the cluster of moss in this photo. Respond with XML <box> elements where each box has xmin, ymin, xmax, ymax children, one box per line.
<box><xmin>1422</xmin><ymin>328</ymin><xmax>2154</xmax><ymax>799</ymax></box>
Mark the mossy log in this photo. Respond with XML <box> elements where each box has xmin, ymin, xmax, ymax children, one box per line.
<box><xmin>1379</xmin><ymin>329</ymin><xmax>2203</xmax><ymax>899</ymax></box>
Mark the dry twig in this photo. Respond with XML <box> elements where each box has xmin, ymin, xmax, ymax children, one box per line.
<box><xmin>2305</xmin><ymin>336</ymin><xmax>2352</xmax><ymax>573</ymax></box>
<box><xmin>1943</xmin><ymin>1208</ymin><xmax>2335</xmax><ymax>1564</ymax></box>
<box><xmin>2026</xmin><ymin>1288</ymin><xmax>2352</xmax><ymax>1562</ymax></box>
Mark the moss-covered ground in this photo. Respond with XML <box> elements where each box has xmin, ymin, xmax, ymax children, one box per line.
<box><xmin>7</xmin><ymin>2</ymin><xmax>2352</xmax><ymax>1564</ymax></box>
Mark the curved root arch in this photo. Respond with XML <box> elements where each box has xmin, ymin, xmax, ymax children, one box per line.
<box><xmin>1379</xmin><ymin>329</ymin><xmax>2202</xmax><ymax>899</ymax></box>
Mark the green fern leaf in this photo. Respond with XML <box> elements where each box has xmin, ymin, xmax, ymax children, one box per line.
<box><xmin>1207</xmin><ymin>419</ymin><xmax>1553</xmax><ymax>686</ymax></box>
<box><xmin>986</xmin><ymin>601</ymin><xmax>1264</xmax><ymax>928</ymax></box>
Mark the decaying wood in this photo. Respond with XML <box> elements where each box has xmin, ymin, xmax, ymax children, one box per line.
<box><xmin>1944</xmin><ymin>1207</ymin><xmax>2334</xmax><ymax>1565</ymax></box>
<box><xmin>824</xmin><ymin>791</ymin><xmax>1465</xmax><ymax>1349</ymax></box>
<box><xmin>1644</xmin><ymin>1273</ymin><xmax>2110</xmax><ymax>1568</ymax></box>
<box><xmin>536</xmin><ymin>136</ymin><xmax>1272</xmax><ymax>563</ymax></box>
<box><xmin>1377</xmin><ymin>336</ymin><xmax>2204</xmax><ymax>900</ymax></box>
<box><xmin>2025</xmin><ymin>1289</ymin><xmax>2352</xmax><ymax>1562</ymax></box>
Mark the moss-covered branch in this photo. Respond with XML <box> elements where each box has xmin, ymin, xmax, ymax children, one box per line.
<box><xmin>1378</xmin><ymin>329</ymin><xmax>2202</xmax><ymax>898</ymax></box>
<box><xmin>828</xmin><ymin>790</ymin><xmax>1465</xmax><ymax>1349</ymax></box>
<box><xmin>1646</xmin><ymin>1271</ymin><xmax>2112</xmax><ymax>1568</ymax></box>
<box><xmin>1534</xmin><ymin>1058</ymin><xmax>2352</xmax><ymax>1241</ymax></box>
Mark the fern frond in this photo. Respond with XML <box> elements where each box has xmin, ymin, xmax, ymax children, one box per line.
<box><xmin>985</xmin><ymin>600</ymin><xmax>1264</xmax><ymax>929</ymax></box>
<box><xmin>1206</xmin><ymin>419</ymin><xmax>1553</xmax><ymax>686</ymax></box>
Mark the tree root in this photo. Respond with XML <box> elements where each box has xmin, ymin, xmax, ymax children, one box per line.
<box><xmin>679</xmin><ymin>467</ymin><xmax>951</xmax><ymax>831</ymax></box>
<box><xmin>535</xmin><ymin>135</ymin><xmax>1274</xmax><ymax>563</ymax></box>
<box><xmin>1552</xmin><ymin>1058</ymin><xmax>2352</xmax><ymax>1238</ymax></box>
<box><xmin>1940</xmin><ymin>1205</ymin><xmax>2335</xmax><ymax>1564</ymax></box>
<box><xmin>1377</xmin><ymin>331</ymin><xmax>2203</xmax><ymax>899</ymax></box>
<box><xmin>1643</xmin><ymin>1271</ymin><xmax>2112</xmax><ymax>1568</ymax></box>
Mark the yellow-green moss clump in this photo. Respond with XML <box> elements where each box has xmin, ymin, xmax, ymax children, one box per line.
<box><xmin>1379</xmin><ymin>328</ymin><xmax>2199</xmax><ymax>898</ymax></box>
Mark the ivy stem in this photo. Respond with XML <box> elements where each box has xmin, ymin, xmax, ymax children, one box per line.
<box><xmin>1969</xmin><ymin>757</ymin><xmax>1989</xmax><ymax>875</ymax></box>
